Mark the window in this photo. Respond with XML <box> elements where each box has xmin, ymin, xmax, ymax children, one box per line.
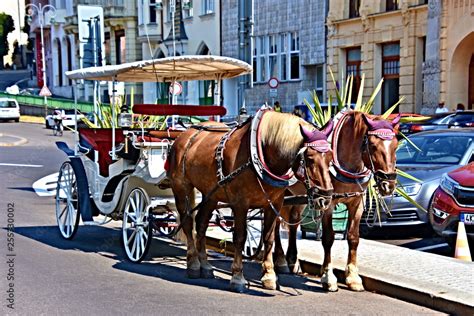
<box><xmin>253</xmin><ymin>32</ymin><xmax>300</xmax><ymax>83</ymax></box>
<box><xmin>252</xmin><ymin>37</ymin><xmax>257</xmax><ymax>83</ymax></box>
<box><xmin>290</xmin><ymin>32</ymin><xmax>300</xmax><ymax>80</ymax></box>
<box><xmin>382</xmin><ymin>43</ymin><xmax>400</xmax><ymax>112</ymax></box>
<box><xmin>346</xmin><ymin>47</ymin><xmax>361</xmax><ymax>104</ymax></box>
<box><xmin>149</xmin><ymin>0</ymin><xmax>157</xmax><ymax>23</ymax></box>
<box><xmin>183</xmin><ymin>0</ymin><xmax>193</xmax><ymax>18</ymax></box>
<box><xmin>315</xmin><ymin>65</ymin><xmax>324</xmax><ymax>101</ymax></box>
<box><xmin>202</xmin><ymin>0</ymin><xmax>214</xmax><ymax>14</ymax></box>
<box><xmin>386</xmin><ymin>0</ymin><xmax>399</xmax><ymax>12</ymax></box>
<box><xmin>104</xmin><ymin>32</ymin><xmax>111</xmax><ymax>65</ymax></box>
<box><xmin>268</xmin><ymin>34</ymin><xmax>278</xmax><ymax>79</ymax></box>
<box><xmin>349</xmin><ymin>0</ymin><xmax>361</xmax><ymax>18</ymax></box>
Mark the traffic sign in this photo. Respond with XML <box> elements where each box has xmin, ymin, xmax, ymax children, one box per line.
<box><xmin>269</xmin><ymin>88</ymin><xmax>278</xmax><ymax>98</ymax></box>
<box><xmin>39</xmin><ymin>85</ymin><xmax>52</xmax><ymax>97</ymax></box>
<box><xmin>268</xmin><ymin>77</ymin><xmax>279</xmax><ymax>89</ymax></box>
<box><xmin>170</xmin><ymin>82</ymin><xmax>183</xmax><ymax>95</ymax></box>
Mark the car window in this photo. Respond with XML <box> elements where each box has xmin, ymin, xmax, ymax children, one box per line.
<box><xmin>0</xmin><ymin>101</ymin><xmax>17</xmax><ymax>108</ymax></box>
<box><xmin>397</xmin><ymin>135</ymin><xmax>473</xmax><ymax>164</ymax></box>
<box><xmin>435</xmin><ymin>114</ymin><xmax>454</xmax><ymax>124</ymax></box>
<box><xmin>452</xmin><ymin>113</ymin><xmax>474</xmax><ymax>123</ymax></box>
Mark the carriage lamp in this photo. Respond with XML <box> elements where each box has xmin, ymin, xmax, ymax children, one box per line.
<box><xmin>118</xmin><ymin>113</ymin><xmax>133</xmax><ymax>128</ymax></box>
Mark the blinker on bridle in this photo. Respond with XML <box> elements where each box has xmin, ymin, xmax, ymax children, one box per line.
<box><xmin>362</xmin><ymin>128</ymin><xmax>397</xmax><ymax>184</ymax></box>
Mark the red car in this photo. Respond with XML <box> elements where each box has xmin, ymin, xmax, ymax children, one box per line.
<box><xmin>429</xmin><ymin>162</ymin><xmax>474</xmax><ymax>247</ymax></box>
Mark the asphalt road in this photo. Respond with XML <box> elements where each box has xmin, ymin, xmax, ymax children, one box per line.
<box><xmin>0</xmin><ymin>122</ymin><xmax>445</xmax><ymax>315</ymax></box>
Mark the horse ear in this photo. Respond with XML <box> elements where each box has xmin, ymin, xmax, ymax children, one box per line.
<box><xmin>299</xmin><ymin>124</ymin><xmax>313</xmax><ymax>141</ymax></box>
<box><xmin>362</xmin><ymin>113</ymin><xmax>375</xmax><ymax>129</ymax></box>
<box><xmin>391</xmin><ymin>113</ymin><xmax>402</xmax><ymax>126</ymax></box>
<box><xmin>321</xmin><ymin>120</ymin><xmax>334</xmax><ymax>138</ymax></box>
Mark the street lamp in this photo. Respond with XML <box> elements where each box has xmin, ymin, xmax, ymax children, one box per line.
<box><xmin>26</xmin><ymin>3</ymin><xmax>56</xmax><ymax>117</ymax></box>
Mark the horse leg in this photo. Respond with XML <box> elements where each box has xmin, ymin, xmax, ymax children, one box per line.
<box><xmin>321</xmin><ymin>205</ymin><xmax>338</xmax><ymax>291</ymax></box>
<box><xmin>229</xmin><ymin>205</ymin><xmax>249</xmax><ymax>293</ymax></box>
<box><xmin>286</xmin><ymin>205</ymin><xmax>302</xmax><ymax>273</ymax></box>
<box><xmin>174</xmin><ymin>186</ymin><xmax>201</xmax><ymax>278</ymax></box>
<box><xmin>195</xmin><ymin>200</ymin><xmax>218</xmax><ymax>279</ymax></box>
<box><xmin>345</xmin><ymin>199</ymin><xmax>364</xmax><ymax>291</ymax></box>
<box><xmin>261</xmin><ymin>204</ymin><xmax>279</xmax><ymax>290</ymax></box>
<box><xmin>274</xmin><ymin>217</ymin><xmax>290</xmax><ymax>274</ymax></box>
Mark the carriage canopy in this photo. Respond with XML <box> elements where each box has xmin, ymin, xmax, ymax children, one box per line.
<box><xmin>65</xmin><ymin>55</ymin><xmax>253</xmax><ymax>82</ymax></box>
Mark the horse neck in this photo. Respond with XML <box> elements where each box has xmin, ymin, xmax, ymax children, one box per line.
<box><xmin>335</xmin><ymin>113</ymin><xmax>367</xmax><ymax>173</ymax></box>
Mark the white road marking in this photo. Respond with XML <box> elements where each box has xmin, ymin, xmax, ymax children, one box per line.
<box><xmin>0</xmin><ymin>163</ymin><xmax>44</xmax><ymax>168</ymax></box>
<box><xmin>32</xmin><ymin>172</ymin><xmax>59</xmax><ymax>197</ymax></box>
<box><xmin>415</xmin><ymin>243</ymin><xmax>449</xmax><ymax>251</ymax></box>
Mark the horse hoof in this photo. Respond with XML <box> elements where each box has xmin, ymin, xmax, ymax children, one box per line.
<box><xmin>186</xmin><ymin>268</ymin><xmax>201</xmax><ymax>279</ymax></box>
<box><xmin>275</xmin><ymin>265</ymin><xmax>291</xmax><ymax>274</ymax></box>
<box><xmin>261</xmin><ymin>278</ymin><xmax>277</xmax><ymax>290</ymax></box>
<box><xmin>322</xmin><ymin>282</ymin><xmax>338</xmax><ymax>292</ymax></box>
<box><xmin>230</xmin><ymin>282</ymin><xmax>246</xmax><ymax>293</ymax></box>
<box><xmin>348</xmin><ymin>282</ymin><xmax>365</xmax><ymax>292</ymax></box>
<box><xmin>200</xmin><ymin>268</ymin><xmax>215</xmax><ymax>279</ymax></box>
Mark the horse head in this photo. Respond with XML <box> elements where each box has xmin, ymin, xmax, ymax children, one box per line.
<box><xmin>298</xmin><ymin>120</ymin><xmax>334</xmax><ymax>210</ymax></box>
<box><xmin>361</xmin><ymin>113</ymin><xmax>400</xmax><ymax>196</ymax></box>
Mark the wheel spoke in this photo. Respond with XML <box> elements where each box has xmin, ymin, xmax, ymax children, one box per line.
<box><xmin>140</xmin><ymin>230</ymin><xmax>146</xmax><ymax>250</ymax></box>
<box><xmin>127</xmin><ymin>212</ymin><xmax>137</xmax><ymax>222</ymax></box>
<box><xmin>127</xmin><ymin>229</ymin><xmax>137</xmax><ymax>245</ymax></box>
<box><xmin>131</xmin><ymin>233</ymin><xmax>137</xmax><ymax>256</ymax></box>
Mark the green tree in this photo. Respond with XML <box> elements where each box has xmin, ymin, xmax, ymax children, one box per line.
<box><xmin>0</xmin><ymin>13</ymin><xmax>15</xmax><ymax>69</ymax></box>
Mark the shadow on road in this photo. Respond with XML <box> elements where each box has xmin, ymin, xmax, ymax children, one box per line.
<box><xmin>12</xmin><ymin>225</ymin><xmax>325</xmax><ymax>296</ymax></box>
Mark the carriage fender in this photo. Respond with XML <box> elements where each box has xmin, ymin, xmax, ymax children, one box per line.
<box><xmin>67</xmin><ymin>157</ymin><xmax>94</xmax><ymax>222</ymax></box>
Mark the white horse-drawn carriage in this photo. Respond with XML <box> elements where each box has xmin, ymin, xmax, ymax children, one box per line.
<box><xmin>55</xmin><ymin>55</ymin><xmax>260</xmax><ymax>262</ymax></box>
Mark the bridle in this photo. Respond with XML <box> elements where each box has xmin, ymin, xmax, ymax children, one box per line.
<box><xmin>361</xmin><ymin>130</ymin><xmax>397</xmax><ymax>187</ymax></box>
<box><xmin>297</xmin><ymin>139</ymin><xmax>334</xmax><ymax>213</ymax></box>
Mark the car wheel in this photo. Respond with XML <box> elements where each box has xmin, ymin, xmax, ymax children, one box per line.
<box><xmin>14</xmin><ymin>118</ymin><xmax>19</xmax><ymax>123</ymax></box>
<box><xmin>45</xmin><ymin>121</ymin><xmax>50</xmax><ymax>129</ymax></box>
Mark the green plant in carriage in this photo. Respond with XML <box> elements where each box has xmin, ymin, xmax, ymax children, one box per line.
<box><xmin>304</xmin><ymin>68</ymin><xmax>427</xmax><ymax>226</ymax></box>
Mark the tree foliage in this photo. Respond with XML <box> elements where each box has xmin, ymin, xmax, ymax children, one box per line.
<box><xmin>0</xmin><ymin>13</ymin><xmax>15</xmax><ymax>68</ymax></box>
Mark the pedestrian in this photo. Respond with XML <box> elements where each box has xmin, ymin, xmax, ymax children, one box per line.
<box><xmin>274</xmin><ymin>101</ymin><xmax>282</xmax><ymax>112</ymax></box>
<box><xmin>456</xmin><ymin>103</ymin><xmax>465</xmax><ymax>111</ymax></box>
<box><xmin>435</xmin><ymin>101</ymin><xmax>449</xmax><ymax>114</ymax></box>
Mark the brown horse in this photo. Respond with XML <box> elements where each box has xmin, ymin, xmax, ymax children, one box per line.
<box><xmin>166</xmin><ymin>110</ymin><xmax>334</xmax><ymax>292</ymax></box>
<box><xmin>273</xmin><ymin>111</ymin><xmax>400</xmax><ymax>291</ymax></box>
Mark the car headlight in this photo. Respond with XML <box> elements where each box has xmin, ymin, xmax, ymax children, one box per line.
<box><xmin>440</xmin><ymin>174</ymin><xmax>457</xmax><ymax>195</ymax></box>
<box><xmin>396</xmin><ymin>183</ymin><xmax>422</xmax><ymax>196</ymax></box>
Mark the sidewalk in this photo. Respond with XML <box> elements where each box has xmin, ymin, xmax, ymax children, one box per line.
<box><xmin>206</xmin><ymin>227</ymin><xmax>474</xmax><ymax>315</ymax></box>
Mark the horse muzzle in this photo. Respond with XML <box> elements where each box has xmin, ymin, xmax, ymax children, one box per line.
<box><xmin>374</xmin><ymin>171</ymin><xmax>397</xmax><ymax>196</ymax></box>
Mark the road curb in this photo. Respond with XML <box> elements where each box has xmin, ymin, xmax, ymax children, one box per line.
<box><xmin>205</xmin><ymin>235</ymin><xmax>472</xmax><ymax>315</ymax></box>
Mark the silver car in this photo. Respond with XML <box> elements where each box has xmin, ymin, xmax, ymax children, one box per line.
<box><xmin>361</xmin><ymin>129</ymin><xmax>474</xmax><ymax>229</ymax></box>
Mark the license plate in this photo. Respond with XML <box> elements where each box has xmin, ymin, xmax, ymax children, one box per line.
<box><xmin>401</xmin><ymin>129</ymin><xmax>409</xmax><ymax>133</ymax></box>
<box><xmin>461</xmin><ymin>213</ymin><xmax>474</xmax><ymax>225</ymax></box>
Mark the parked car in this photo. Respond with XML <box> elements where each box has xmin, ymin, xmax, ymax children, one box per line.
<box><xmin>0</xmin><ymin>98</ymin><xmax>20</xmax><ymax>122</ymax></box>
<box><xmin>429</xmin><ymin>162</ymin><xmax>474</xmax><ymax>246</ymax></box>
<box><xmin>399</xmin><ymin>111</ymin><xmax>474</xmax><ymax>136</ymax></box>
<box><xmin>361</xmin><ymin>129</ymin><xmax>474</xmax><ymax>229</ymax></box>
<box><xmin>45</xmin><ymin>109</ymin><xmax>84</xmax><ymax>129</ymax></box>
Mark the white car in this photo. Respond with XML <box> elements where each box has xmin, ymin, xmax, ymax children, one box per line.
<box><xmin>0</xmin><ymin>98</ymin><xmax>20</xmax><ymax>122</ymax></box>
<box><xmin>45</xmin><ymin>109</ymin><xmax>84</xmax><ymax>129</ymax></box>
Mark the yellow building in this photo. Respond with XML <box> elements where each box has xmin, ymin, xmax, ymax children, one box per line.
<box><xmin>326</xmin><ymin>0</ymin><xmax>474</xmax><ymax>114</ymax></box>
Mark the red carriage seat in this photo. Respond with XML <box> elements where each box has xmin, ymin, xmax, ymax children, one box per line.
<box><xmin>78</xmin><ymin>128</ymin><xmax>125</xmax><ymax>177</ymax></box>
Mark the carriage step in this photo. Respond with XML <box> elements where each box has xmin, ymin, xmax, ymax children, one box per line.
<box><xmin>83</xmin><ymin>220</ymin><xmax>102</xmax><ymax>226</ymax></box>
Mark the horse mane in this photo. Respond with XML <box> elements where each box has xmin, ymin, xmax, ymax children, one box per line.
<box><xmin>259</xmin><ymin>111</ymin><xmax>305</xmax><ymax>160</ymax></box>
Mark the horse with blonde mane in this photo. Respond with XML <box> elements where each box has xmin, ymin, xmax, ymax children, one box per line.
<box><xmin>167</xmin><ymin>109</ymin><xmax>334</xmax><ymax>292</ymax></box>
<box><xmin>273</xmin><ymin>111</ymin><xmax>400</xmax><ymax>292</ymax></box>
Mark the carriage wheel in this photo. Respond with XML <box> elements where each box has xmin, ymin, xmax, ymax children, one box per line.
<box><xmin>154</xmin><ymin>210</ymin><xmax>178</xmax><ymax>237</ymax></box>
<box><xmin>122</xmin><ymin>188</ymin><xmax>152</xmax><ymax>263</ymax></box>
<box><xmin>56</xmin><ymin>162</ymin><xmax>80</xmax><ymax>239</ymax></box>
<box><xmin>243</xmin><ymin>208</ymin><xmax>264</xmax><ymax>260</ymax></box>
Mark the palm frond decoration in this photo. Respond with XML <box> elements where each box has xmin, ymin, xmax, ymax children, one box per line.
<box><xmin>304</xmin><ymin>67</ymin><xmax>425</xmax><ymax>226</ymax></box>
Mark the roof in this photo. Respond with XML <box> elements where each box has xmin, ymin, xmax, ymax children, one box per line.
<box><xmin>65</xmin><ymin>55</ymin><xmax>253</xmax><ymax>82</ymax></box>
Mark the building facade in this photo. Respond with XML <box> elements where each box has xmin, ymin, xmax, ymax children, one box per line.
<box><xmin>222</xmin><ymin>0</ymin><xmax>328</xmax><ymax>115</ymax></box>
<box><xmin>138</xmin><ymin>0</ymin><xmax>221</xmax><ymax>105</ymax></box>
<box><xmin>327</xmin><ymin>0</ymin><xmax>429</xmax><ymax>114</ymax></box>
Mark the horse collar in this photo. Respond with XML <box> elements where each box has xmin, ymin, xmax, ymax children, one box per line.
<box><xmin>330</xmin><ymin>112</ymin><xmax>372</xmax><ymax>184</ymax></box>
<box><xmin>249</xmin><ymin>109</ymin><xmax>297</xmax><ymax>188</ymax></box>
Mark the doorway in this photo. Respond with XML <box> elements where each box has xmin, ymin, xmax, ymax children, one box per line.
<box><xmin>469</xmin><ymin>54</ymin><xmax>474</xmax><ymax>110</ymax></box>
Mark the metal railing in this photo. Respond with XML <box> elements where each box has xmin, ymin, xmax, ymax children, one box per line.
<box><xmin>0</xmin><ymin>92</ymin><xmax>95</xmax><ymax>113</ymax></box>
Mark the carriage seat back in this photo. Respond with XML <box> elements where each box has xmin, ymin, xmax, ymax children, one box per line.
<box><xmin>78</xmin><ymin>128</ymin><xmax>125</xmax><ymax>177</ymax></box>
